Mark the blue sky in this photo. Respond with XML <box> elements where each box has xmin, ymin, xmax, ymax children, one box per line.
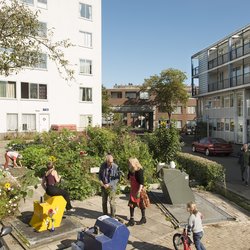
<box><xmin>102</xmin><ymin>0</ymin><xmax>250</xmax><ymax>88</ymax></box>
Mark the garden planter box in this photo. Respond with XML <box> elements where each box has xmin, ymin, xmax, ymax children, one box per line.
<box><xmin>50</xmin><ymin>124</ymin><xmax>76</xmax><ymax>131</ymax></box>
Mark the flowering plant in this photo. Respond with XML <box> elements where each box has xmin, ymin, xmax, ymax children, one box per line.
<box><xmin>80</xmin><ymin>150</ymin><xmax>88</xmax><ymax>157</ymax></box>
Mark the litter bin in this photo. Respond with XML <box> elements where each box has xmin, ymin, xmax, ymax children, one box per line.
<box><xmin>73</xmin><ymin>215</ymin><xmax>130</xmax><ymax>250</ymax></box>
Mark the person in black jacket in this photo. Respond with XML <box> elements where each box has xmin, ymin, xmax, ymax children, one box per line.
<box><xmin>127</xmin><ymin>157</ymin><xmax>146</xmax><ymax>226</ymax></box>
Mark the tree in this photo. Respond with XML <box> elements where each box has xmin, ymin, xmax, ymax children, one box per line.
<box><xmin>142</xmin><ymin>68</ymin><xmax>188</xmax><ymax>122</ymax></box>
<box><xmin>102</xmin><ymin>85</ymin><xmax>111</xmax><ymax>114</ymax></box>
<box><xmin>0</xmin><ymin>0</ymin><xmax>74</xmax><ymax>80</ymax></box>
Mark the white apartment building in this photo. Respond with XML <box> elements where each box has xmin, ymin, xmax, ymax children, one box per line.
<box><xmin>191</xmin><ymin>24</ymin><xmax>250</xmax><ymax>144</ymax></box>
<box><xmin>0</xmin><ymin>0</ymin><xmax>102</xmax><ymax>135</ymax></box>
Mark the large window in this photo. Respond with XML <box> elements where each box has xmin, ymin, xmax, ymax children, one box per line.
<box><xmin>79</xmin><ymin>3</ymin><xmax>92</xmax><ymax>20</ymax></box>
<box><xmin>7</xmin><ymin>114</ymin><xmax>18</xmax><ymax>131</ymax></box>
<box><xmin>80</xmin><ymin>31</ymin><xmax>92</xmax><ymax>48</ymax></box>
<box><xmin>79</xmin><ymin>115</ymin><xmax>92</xmax><ymax>129</ymax></box>
<box><xmin>38</xmin><ymin>22</ymin><xmax>47</xmax><ymax>37</ymax></box>
<box><xmin>187</xmin><ymin>106</ymin><xmax>196</xmax><ymax>114</ymax></box>
<box><xmin>111</xmin><ymin>92</ymin><xmax>122</xmax><ymax>98</ymax></box>
<box><xmin>37</xmin><ymin>0</ymin><xmax>47</xmax><ymax>8</ymax></box>
<box><xmin>80</xmin><ymin>59</ymin><xmax>92</xmax><ymax>75</ymax></box>
<box><xmin>21</xmin><ymin>82</ymin><xmax>47</xmax><ymax>99</ymax></box>
<box><xmin>173</xmin><ymin>106</ymin><xmax>182</xmax><ymax>114</ymax></box>
<box><xmin>80</xmin><ymin>87</ymin><xmax>92</xmax><ymax>102</ymax></box>
<box><xmin>21</xmin><ymin>0</ymin><xmax>34</xmax><ymax>5</ymax></box>
<box><xmin>22</xmin><ymin>114</ymin><xmax>36</xmax><ymax>131</ymax></box>
<box><xmin>0</xmin><ymin>81</ymin><xmax>16</xmax><ymax>98</ymax></box>
<box><xmin>35</xmin><ymin>53</ymin><xmax>47</xmax><ymax>69</ymax></box>
<box><xmin>125</xmin><ymin>92</ymin><xmax>137</xmax><ymax>99</ymax></box>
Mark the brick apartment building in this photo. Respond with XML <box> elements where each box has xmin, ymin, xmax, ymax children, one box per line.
<box><xmin>104</xmin><ymin>84</ymin><xmax>197</xmax><ymax>132</ymax></box>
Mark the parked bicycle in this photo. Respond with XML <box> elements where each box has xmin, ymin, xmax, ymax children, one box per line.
<box><xmin>173</xmin><ymin>225</ymin><xmax>193</xmax><ymax>250</ymax></box>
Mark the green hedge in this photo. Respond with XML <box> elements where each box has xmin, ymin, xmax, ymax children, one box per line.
<box><xmin>175</xmin><ymin>152</ymin><xmax>225</xmax><ymax>190</ymax></box>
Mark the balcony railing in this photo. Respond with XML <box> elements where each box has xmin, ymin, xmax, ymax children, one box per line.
<box><xmin>207</xmin><ymin>41</ymin><xmax>250</xmax><ymax>70</ymax></box>
<box><xmin>208</xmin><ymin>72</ymin><xmax>250</xmax><ymax>92</ymax></box>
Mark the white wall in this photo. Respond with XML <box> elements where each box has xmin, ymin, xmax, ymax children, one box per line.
<box><xmin>0</xmin><ymin>0</ymin><xmax>102</xmax><ymax>133</ymax></box>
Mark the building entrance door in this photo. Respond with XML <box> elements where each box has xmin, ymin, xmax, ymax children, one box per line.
<box><xmin>39</xmin><ymin>114</ymin><xmax>50</xmax><ymax>132</ymax></box>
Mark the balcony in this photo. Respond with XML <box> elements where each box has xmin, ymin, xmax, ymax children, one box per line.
<box><xmin>208</xmin><ymin>72</ymin><xmax>250</xmax><ymax>92</ymax></box>
<box><xmin>207</xmin><ymin>41</ymin><xmax>250</xmax><ymax>70</ymax></box>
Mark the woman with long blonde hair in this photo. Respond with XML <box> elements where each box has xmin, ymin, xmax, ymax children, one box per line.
<box><xmin>127</xmin><ymin>157</ymin><xmax>147</xmax><ymax>226</ymax></box>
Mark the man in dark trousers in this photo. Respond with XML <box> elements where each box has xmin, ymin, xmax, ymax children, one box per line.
<box><xmin>99</xmin><ymin>154</ymin><xmax>120</xmax><ymax>217</ymax></box>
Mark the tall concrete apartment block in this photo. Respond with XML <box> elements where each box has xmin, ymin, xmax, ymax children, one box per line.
<box><xmin>191</xmin><ymin>24</ymin><xmax>250</xmax><ymax>144</ymax></box>
<box><xmin>0</xmin><ymin>0</ymin><xmax>102</xmax><ymax>135</ymax></box>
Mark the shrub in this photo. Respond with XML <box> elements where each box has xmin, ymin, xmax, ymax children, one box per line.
<box><xmin>175</xmin><ymin>152</ymin><xmax>225</xmax><ymax>190</ymax></box>
<box><xmin>143</xmin><ymin>126</ymin><xmax>182</xmax><ymax>164</ymax></box>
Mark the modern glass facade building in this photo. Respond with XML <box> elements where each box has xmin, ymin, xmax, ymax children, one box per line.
<box><xmin>191</xmin><ymin>24</ymin><xmax>250</xmax><ymax>144</ymax></box>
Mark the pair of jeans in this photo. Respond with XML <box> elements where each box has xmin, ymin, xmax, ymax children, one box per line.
<box><xmin>101</xmin><ymin>187</ymin><xmax>116</xmax><ymax>217</ymax></box>
<box><xmin>193</xmin><ymin>231</ymin><xmax>206</xmax><ymax>250</ymax></box>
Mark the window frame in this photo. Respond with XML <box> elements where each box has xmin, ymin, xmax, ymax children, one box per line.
<box><xmin>79</xmin><ymin>3</ymin><xmax>92</xmax><ymax>20</ymax></box>
<box><xmin>0</xmin><ymin>81</ymin><xmax>16</xmax><ymax>98</ymax></box>
<box><xmin>21</xmin><ymin>82</ymin><xmax>47</xmax><ymax>100</ymax></box>
<box><xmin>80</xmin><ymin>87</ymin><xmax>92</xmax><ymax>102</ymax></box>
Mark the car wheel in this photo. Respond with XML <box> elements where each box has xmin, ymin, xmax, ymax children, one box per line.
<box><xmin>192</xmin><ymin>145</ymin><xmax>196</xmax><ymax>152</ymax></box>
<box><xmin>205</xmin><ymin>149</ymin><xmax>210</xmax><ymax>156</ymax></box>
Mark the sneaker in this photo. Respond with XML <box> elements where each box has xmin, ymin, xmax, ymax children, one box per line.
<box><xmin>137</xmin><ymin>217</ymin><xmax>147</xmax><ymax>225</ymax></box>
<box><xmin>245</xmin><ymin>182</ymin><xmax>249</xmax><ymax>187</ymax></box>
<box><xmin>126</xmin><ymin>218</ymin><xmax>135</xmax><ymax>227</ymax></box>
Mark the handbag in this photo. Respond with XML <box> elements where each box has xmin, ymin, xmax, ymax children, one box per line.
<box><xmin>141</xmin><ymin>188</ymin><xmax>151</xmax><ymax>208</ymax></box>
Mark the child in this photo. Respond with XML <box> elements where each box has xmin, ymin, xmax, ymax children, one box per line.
<box><xmin>187</xmin><ymin>201</ymin><xmax>206</xmax><ymax>250</ymax></box>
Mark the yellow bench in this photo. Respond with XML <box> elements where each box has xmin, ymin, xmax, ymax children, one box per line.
<box><xmin>29</xmin><ymin>195</ymin><xmax>66</xmax><ymax>232</ymax></box>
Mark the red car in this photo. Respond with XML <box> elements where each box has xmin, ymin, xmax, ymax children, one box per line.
<box><xmin>192</xmin><ymin>137</ymin><xmax>233</xmax><ymax>156</ymax></box>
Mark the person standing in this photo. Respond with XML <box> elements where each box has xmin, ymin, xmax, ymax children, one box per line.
<box><xmin>99</xmin><ymin>154</ymin><xmax>120</xmax><ymax>217</ymax></box>
<box><xmin>187</xmin><ymin>201</ymin><xmax>206</xmax><ymax>250</ymax></box>
<box><xmin>127</xmin><ymin>157</ymin><xmax>148</xmax><ymax>226</ymax></box>
<box><xmin>3</xmin><ymin>150</ymin><xmax>23</xmax><ymax>170</ymax></box>
<box><xmin>238</xmin><ymin>143</ymin><xmax>250</xmax><ymax>186</ymax></box>
<box><xmin>41</xmin><ymin>162</ymin><xmax>75</xmax><ymax>211</ymax></box>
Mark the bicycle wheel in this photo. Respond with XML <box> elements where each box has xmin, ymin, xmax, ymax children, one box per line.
<box><xmin>173</xmin><ymin>233</ymin><xmax>184</xmax><ymax>250</ymax></box>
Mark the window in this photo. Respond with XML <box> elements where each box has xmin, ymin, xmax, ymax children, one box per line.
<box><xmin>111</xmin><ymin>92</ymin><xmax>122</xmax><ymax>98</ymax></box>
<box><xmin>80</xmin><ymin>31</ymin><xmax>92</xmax><ymax>48</ymax></box>
<box><xmin>80</xmin><ymin>59</ymin><xmax>92</xmax><ymax>74</ymax></box>
<box><xmin>7</xmin><ymin>114</ymin><xmax>18</xmax><ymax>131</ymax></box>
<box><xmin>139</xmin><ymin>91</ymin><xmax>149</xmax><ymax>99</ymax></box>
<box><xmin>37</xmin><ymin>0</ymin><xmax>47</xmax><ymax>8</ymax></box>
<box><xmin>224</xmin><ymin>95</ymin><xmax>230</xmax><ymax>108</ymax></box>
<box><xmin>174</xmin><ymin>120</ymin><xmax>182</xmax><ymax>129</ymax></box>
<box><xmin>125</xmin><ymin>92</ymin><xmax>137</xmax><ymax>99</ymax></box>
<box><xmin>0</xmin><ymin>81</ymin><xmax>16</xmax><ymax>98</ymax></box>
<box><xmin>38</xmin><ymin>22</ymin><xmax>47</xmax><ymax>37</ymax></box>
<box><xmin>225</xmin><ymin>118</ymin><xmax>230</xmax><ymax>131</ymax></box>
<box><xmin>34</xmin><ymin>53</ymin><xmax>47</xmax><ymax>69</ymax></box>
<box><xmin>80</xmin><ymin>87</ymin><xmax>92</xmax><ymax>101</ymax></box>
<box><xmin>80</xmin><ymin>115</ymin><xmax>92</xmax><ymax>129</ymax></box>
<box><xmin>187</xmin><ymin>106</ymin><xmax>196</xmax><ymax>114</ymax></box>
<box><xmin>22</xmin><ymin>114</ymin><xmax>36</xmax><ymax>131</ymax></box>
<box><xmin>79</xmin><ymin>3</ymin><xmax>92</xmax><ymax>20</ymax></box>
<box><xmin>230</xmin><ymin>119</ymin><xmax>234</xmax><ymax>132</ymax></box>
<box><xmin>21</xmin><ymin>82</ymin><xmax>47</xmax><ymax>99</ymax></box>
<box><xmin>21</xmin><ymin>0</ymin><xmax>34</xmax><ymax>5</ymax></box>
<box><xmin>173</xmin><ymin>106</ymin><xmax>182</xmax><ymax>114</ymax></box>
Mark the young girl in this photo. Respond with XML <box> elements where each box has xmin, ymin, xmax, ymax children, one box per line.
<box><xmin>187</xmin><ymin>201</ymin><xmax>206</xmax><ymax>250</ymax></box>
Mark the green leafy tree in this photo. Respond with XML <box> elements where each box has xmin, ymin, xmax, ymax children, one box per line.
<box><xmin>0</xmin><ymin>0</ymin><xmax>74</xmax><ymax>80</ymax></box>
<box><xmin>144</xmin><ymin>126</ymin><xmax>181</xmax><ymax>164</ymax></box>
<box><xmin>102</xmin><ymin>85</ymin><xmax>111</xmax><ymax>114</ymax></box>
<box><xmin>142</xmin><ymin>68</ymin><xmax>188</xmax><ymax>122</ymax></box>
